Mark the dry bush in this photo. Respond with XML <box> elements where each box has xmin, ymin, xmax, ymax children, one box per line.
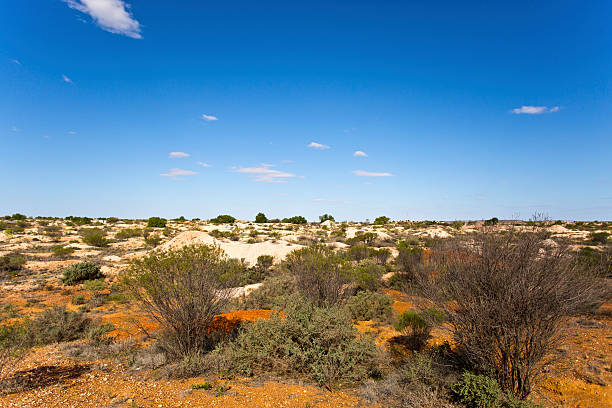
<box><xmin>285</xmin><ymin>245</ymin><xmax>351</xmax><ymax>306</ymax></box>
<box><xmin>122</xmin><ymin>244</ymin><xmax>241</xmax><ymax>359</ymax></box>
<box><xmin>418</xmin><ymin>230</ymin><xmax>605</xmax><ymax>398</ymax></box>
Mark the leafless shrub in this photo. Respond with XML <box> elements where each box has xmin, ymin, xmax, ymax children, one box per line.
<box><xmin>417</xmin><ymin>230</ymin><xmax>605</xmax><ymax>398</ymax></box>
<box><xmin>122</xmin><ymin>244</ymin><xmax>241</xmax><ymax>359</ymax></box>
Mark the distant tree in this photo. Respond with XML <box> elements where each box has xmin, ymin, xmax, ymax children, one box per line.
<box><xmin>11</xmin><ymin>213</ymin><xmax>26</xmax><ymax>221</ymax></box>
<box><xmin>373</xmin><ymin>216</ymin><xmax>390</xmax><ymax>225</ymax></box>
<box><xmin>147</xmin><ymin>217</ymin><xmax>167</xmax><ymax>228</ymax></box>
<box><xmin>319</xmin><ymin>214</ymin><xmax>335</xmax><ymax>223</ymax></box>
<box><xmin>255</xmin><ymin>212</ymin><xmax>268</xmax><ymax>223</ymax></box>
<box><xmin>282</xmin><ymin>216</ymin><xmax>307</xmax><ymax>225</ymax></box>
<box><xmin>484</xmin><ymin>217</ymin><xmax>499</xmax><ymax>226</ymax></box>
<box><xmin>210</xmin><ymin>214</ymin><xmax>236</xmax><ymax>224</ymax></box>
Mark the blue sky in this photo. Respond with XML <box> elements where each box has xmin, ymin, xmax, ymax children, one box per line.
<box><xmin>1</xmin><ymin>1</ymin><xmax>610</xmax><ymax>221</ymax></box>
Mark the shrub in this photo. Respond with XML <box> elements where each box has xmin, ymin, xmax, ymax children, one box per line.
<box><xmin>238</xmin><ymin>274</ymin><xmax>297</xmax><ymax>310</ymax></box>
<box><xmin>210</xmin><ymin>214</ymin><xmax>236</xmax><ymax>224</ymax></box>
<box><xmin>65</xmin><ymin>216</ymin><xmax>92</xmax><ymax>225</ymax></box>
<box><xmin>451</xmin><ymin>221</ymin><xmax>464</xmax><ymax>230</ymax></box>
<box><xmin>452</xmin><ymin>372</ymin><xmax>501</xmax><ymax>408</ymax></box>
<box><xmin>344</xmin><ymin>244</ymin><xmax>372</xmax><ymax>262</ymax></box>
<box><xmin>106</xmin><ymin>217</ymin><xmax>119</xmax><ymax>223</ymax></box>
<box><xmin>80</xmin><ymin>228</ymin><xmax>108</xmax><ymax>247</ymax></box>
<box><xmin>145</xmin><ymin>234</ymin><xmax>162</xmax><ymax>247</ymax></box>
<box><xmin>10</xmin><ymin>213</ymin><xmax>26</xmax><ymax>221</ymax></box>
<box><xmin>115</xmin><ymin>228</ymin><xmax>142</xmax><ymax>239</ymax></box>
<box><xmin>62</xmin><ymin>262</ymin><xmax>104</xmax><ymax>285</ymax></box>
<box><xmin>0</xmin><ymin>323</ymin><xmax>28</xmax><ymax>387</ymax></box>
<box><xmin>346</xmin><ymin>290</ymin><xmax>392</xmax><ymax>322</ymax></box>
<box><xmin>26</xmin><ymin>306</ymin><xmax>93</xmax><ymax>345</ymax></box>
<box><xmin>589</xmin><ymin>231</ymin><xmax>609</xmax><ymax>245</ymax></box>
<box><xmin>282</xmin><ymin>216</ymin><xmax>307</xmax><ymax>224</ymax></box>
<box><xmin>484</xmin><ymin>217</ymin><xmax>499</xmax><ymax>226</ymax></box>
<box><xmin>147</xmin><ymin>217</ymin><xmax>167</xmax><ymax>228</ymax></box>
<box><xmin>419</xmin><ymin>231</ymin><xmax>605</xmax><ymax>398</ymax></box>
<box><xmin>71</xmin><ymin>295</ymin><xmax>87</xmax><ymax>305</ymax></box>
<box><xmin>285</xmin><ymin>245</ymin><xmax>350</xmax><ymax>306</ymax></box>
<box><xmin>352</xmin><ymin>260</ymin><xmax>385</xmax><ymax>292</ymax></box>
<box><xmin>395</xmin><ymin>242</ymin><xmax>424</xmax><ymax>282</ymax></box>
<box><xmin>0</xmin><ymin>254</ymin><xmax>26</xmax><ymax>278</ymax></box>
<box><xmin>373</xmin><ymin>216</ymin><xmax>390</xmax><ymax>225</ymax></box>
<box><xmin>51</xmin><ymin>245</ymin><xmax>75</xmax><ymax>259</ymax></box>
<box><xmin>319</xmin><ymin>214</ymin><xmax>335</xmax><ymax>223</ymax></box>
<box><xmin>255</xmin><ymin>254</ymin><xmax>274</xmax><ymax>272</ymax></box>
<box><xmin>254</xmin><ymin>212</ymin><xmax>268</xmax><ymax>223</ymax></box>
<box><xmin>220</xmin><ymin>300</ymin><xmax>380</xmax><ymax>386</ymax></box>
<box><xmin>122</xmin><ymin>244</ymin><xmax>241</xmax><ymax>358</ymax></box>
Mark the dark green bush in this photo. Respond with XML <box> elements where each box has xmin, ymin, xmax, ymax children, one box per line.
<box><xmin>319</xmin><ymin>214</ymin><xmax>335</xmax><ymax>223</ymax></box>
<box><xmin>452</xmin><ymin>372</ymin><xmax>501</xmax><ymax>408</ymax></box>
<box><xmin>373</xmin><ymin>216</ymin><xmax>390</xmax><ymax>225</ymax></box>
<box><xmin>65</xmin><ymin>216</ymin><xmax>92</xmax><ymax>225</ymax></box>
<box><xmin>26</xmin><ymin>306</ymin><xmax>94</xmax><ymax>345</ymax></box>
<box><xmin>115</xmin><ymin>228</ymin><xmax>142</xmax><ymax>239</ymax></box>
<box><xmin>147</xmin><ymin>217</ymin><xmax>167</xmax><ymax>228</ymax></box>
<box><xmin>484</xmin><ymin>217</ymin><xmax>499</xmax><ymax>226</ymax></box>
<box><xmin>210</xmin><ymin>214</ymin><xmax>236</xmax><ymax>224</ymax></box>
<box><xmin>62</xmin><ymin>262</ymin><xmax>104</xmax><ymax>285</ymax></box>
<box><xmin>51</xmin><ymin>245</ymin><xmax>75</xmax><ymax>259</ymax></box>
<box><xmin>345</xmin><ymin>290</ymin><xmax>392</xmax><ymax>322</ymax></box>
<box><xmin>80</xmin><ymin>228</ymin><xmax>108</xmax><ymax>247</ymax></box>
<box><xmin>220</xmin><ymin>300</ymin><xmax>380</xmax><ymax>386</ymax></box>
<box><xmin>0</xmin><ymin>254</ymin><xmax>26</xmax><ymax>278</ymax></box>
<box><xmin>352</xmin><ymin>260</ymin><xmax>385</xmax><ymax>292</ymax></box>
<box><xmin>589</xmin><ymin>232</ymin><xmax>609</xmax><ymax>245</ymax></box>
<box><xmin>281</xmin><ymin>216</ymin><xmax>307</xmax><ymax>224</ymax></box>
<box><xmin>145</xmin><ymin>234</ymin><xmax>162</xmax><ymax>247</ymax></box>
<box><xmin>254</xmin><ymin>212</ymin><xmax>268</xmax><ymax>223</ymax></box>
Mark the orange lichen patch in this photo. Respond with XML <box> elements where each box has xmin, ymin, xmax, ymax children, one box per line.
<box><xmin>355</xmin><ymin>320</ymin><xmax>401</xmax><ymax>346</ymax></box>
<box><xmin>102</xmin><ymin>309</ymin><xmax>157</xmax><ymax>339</ymax></box>
<box><xmin>537</xmin><ymin>376</ymin><xmax>612</xmax><ymax>408</ymax></box>
<box><xmin>209</xmin><ymin>309</ymin><xmax>280</xmax><ymax>334</ymax></box>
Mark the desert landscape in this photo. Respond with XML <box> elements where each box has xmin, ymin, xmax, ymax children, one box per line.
<box><xmin>0</xmin><ymin>215</ymin><xmax>610</xmax><ymax>407</ymax></box>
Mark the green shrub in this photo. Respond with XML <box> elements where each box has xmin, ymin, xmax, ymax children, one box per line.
<box><xmin>65</xmin><ymin>216</ymin><xmax>92</xmax><ymax>225</ymax></box>
<box><xmin>484</xmin><ymin>217</ymin><xmax>499</xmax><ymax>226</ymax></box>
<box><xmin>10</xmin><ymin>213</ymin><xmax>26</xmax><ymax>221</ymax></box>
<box><xmin>589</xmin><ymin>232</ymin><xmax>609</xmax><ymax>245</ymax></box>
<box><xmin>147</xmin><ymin>217</ymin><xmax>167</xmax><ymax>228</ymax></box>
<box><xmin>285</xmin><ymin>245</ymin><xmax>350</xmax><ymax>306</ymax></box>
<box><xmin>71</xmin><ymin>295</ymin><xmax>87</xmax><ymax>305</ymax></box>
<box><xmin>281</xmin><ymin>216</ymin><xmax>307</xmax><ymax>224</ymax></box>
<box><xmin>255</xmin><ymin>254</ymin><xmax>274</xmax><ymax>272</ymax></box>
<box><xmin>373</xmin><ymin>216</ymin><xmax>390</xmax><ymax>225</ymax></box>
<box><xmin>254</xmin><ymin>212</ymin><xmax>268</xmax><ymax>223</ymax></box>
<box><xmin>346</xmin><ymin>290</ymin><xmax>392</xmax><ymax>322</ymax></box>
<box><xmin>220</xmin><ymin>300</ymin><xmax>380</xmax><ymax>386</ymax></box>
<box><xmin>394</xmin><ymin>308</ymin><xmax>445</xmax><ymax>350</ymax></box>
<box><xmin>192</xmin><ymin>382</ymin><xmax>212</xmax><ymax>390</ymax></box>
<box><xmin>347</xmin><ymin>232</ymin><xmax>377</xmax><ymax>246</ymax></box>
<box><xmin>210</xmin><ymin>215</ymin><xmax>236</xmax><ymax>224</ymax></box>
<box><xmin>145</xmin><ymin>234</ymin><xmax>162</xmax><ymax>247</ymax></box>
<box><xmin>80</xmin><ymin>228</ymin><xmax>108</xmax><ymax>247</ymax></box>
<box><xmin>25</xmin><ymin>306</ymin><xmax>93</xmax><ymax>345</ymax></box>
<box><xmin>62</xmin><ymin>262</ymin><xmax>104</xmax><ymax>285</ymax></box>
<box><xmin>51</xmin><ymin>245</ymin><xmax>75</xmax><ymax>259</ymax></box>
<box><xmin>452</xmin><ymin>372</ymin><xmax>501</xmax><ymax>408</ymax></box>
<box><xmin>319</xmin><ymin>214</ymin><xmax>335</xmax><ymax>223</ymax></box>
<box><xmin>83</xmin><ymin>278</ymin><xmax>107</xmax><ymax>292</ymax></box>
<box><xmin>238</xmin><ymin>274</ymin><xmax>297</xmax><ymax>310</ymax></box>
<box><xmin>115</xmin><ymin>228</ymin><xmax>142</xmax><ymax>239</ymax></box>
<box><xmin>452</xmin><ymin>221</ymin><xmax>465</xmax><ymax>230</ymax></box>
<box><xmin>0</xmin><ymin>253</ymin><xmax>26</xmax><ymax>278</ymax></box>
<box><xmin>352</xmin><ymin>260</ymin><xmax>385</xmax><ymax>292</ymax></box>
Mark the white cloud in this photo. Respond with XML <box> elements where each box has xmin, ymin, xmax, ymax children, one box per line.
<box><xmin>10</xmin><ymin>59</ymin><xmax>21</xmax><ymax>65</ymax></box>
<box><xmin>197</xmin><ymin>161</ymin><xmax>211</xmax><ymax>167</ymax></box>
<box><xmin>68</xmin><ymin>130</ymin><xmax>77</xmax><ymax>134</ymax></box>
<box><xmin>511</xmin><ymin>105</ymin><xmax>560</xmax><ymax>114</ymax></box>
<box><xmin>202</xmin><ymin>114</ymin><xmax>218</xmax><ymax>121</ymax></box>
<box><xmin>11</xmin><ymin>126</ymin><xmax>19</xmax><ymax>132</ymax></box>
<box><xmin>353</xmin><ymin>150</ymin><xmax>368</xmax><ymax>157</ymax></box>
<box><xmin>234</xmin><ymin>166</ymin><xmax>296</xmax><ymax>183</ymax></box>
<box><xmin>160</xmin><ymin>168</ymin><xmax>198</xmax><ymax>179</ymax></box>
<box><xmin>62</xmin><ymin>74</ymin><xmax>73</xmax><ymax>83</ymax></box>
<box><xmin>308</xmin><ymin>142</ymin><xmax>330</xmax><ymax>149</ymax></box>
<box><xmin>352</xmin><ymin>170</ymin><xmax>393</xmax><ymax>177</ymax></box>
<box><xmin>63</xmin><ymin>0</ymin><xmax>142</xmax><ymax>39</ymax></box>
<box><xmin>169</xmin><ymin>151</ymin><xmax>190</xmax><ymax>159</ymax></box>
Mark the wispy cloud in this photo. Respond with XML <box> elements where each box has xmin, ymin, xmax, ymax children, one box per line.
<box><xmin>11</xmin><ymin>126</ymin><xmax>20</xmax><ymax>132</ymax></box>
<box><xmin>308</xmin><ymin>142</ymin><xmax>330</xmax><ymax>149</ymax></box>
<box><xmin>197</xmin><ymin>161</ymin><xmax>211</xmax><ymax>167</ymax></box>
<box><xmin>352</xmin><ymin>170</ymin><xmax>393</xmax><ymax>177</ymax></box>
<box><xmin>62</xmin><ymin>74</ymin><xmax>73</xmax><ymax>84</ymax></box>
<box><xmin>63</xmin><ymin>0</ymin><xmax>142</xmax><ymax>39</ymax></box>
<box><xmin>202</xmin><ymin>114</ymin><xmax>218</xmax><ymax>121</ymax></box>
<box><xmin>353</xmin><ymin>150</ymin><xmax>368</xmax><ymax>157</ymax></box>
<box><xmin>10</xmin><ymin>59</ymin><xmax>21</xmax><ymax>65</ymax></box>
<box><xmin>169</xmin><ymin>151</ymin><xmax>190</xmax><ymax>159</ymax></box>
<box><xmin>160</xmin><ymin>168</ymin><xmax>198</xmax><ymax>179</ymax></box>
<box><xmin>233</xmin><ymin>164</ymin><xmax>296</xmax><ymax>183</ymax></box>
<box><xmin>511</xmin><ymin>105</ymin><xmax>560</xmax><ymax>114</ymax></box>
<box><xmin>68</xmin><ymin>130</ymin><xmax>77</xmax><ymax>134</ymax></box>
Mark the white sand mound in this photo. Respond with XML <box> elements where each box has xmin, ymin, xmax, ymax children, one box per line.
<box><xmin>416</xmin><ymin>228</ymin><xmax>452</xmax><ymax>239</ymax></box>
<box><xmin>345</xmin><ymin>227</ymin><xmax>392</xmax><ymax>240</ymax></box>
<box><xmin>158</xmin><ymin>230</ymin><xmax>303</xmax><ymax>265</ymax></box>
<box><xmin>548</xmin><ymin>224</ymin><xmax>570</xmax><ymax>234</ymax></box>
<box><xmin>321</xmin><ymin>220</ymin><xmax>335</xmax><ymax>227</ymax></box>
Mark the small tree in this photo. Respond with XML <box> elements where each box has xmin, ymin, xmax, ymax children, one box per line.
<box><xmin>80</xmin><ymin>228</ymin><xmax>108</xmax><ymax>247</ymax></box>
<box><xmin>285</xmin><ymin>245</ymin><xmax>350</xmax><ymax>306</ymax></box>
<box><xmin>122</xmin><ymin>244</ymin><xmax>241</xmax><ymax>358</ymax></box>
<box><xmin>373</xmin><ymin>216</ymin><xmax>390</xmax><ymax>225</ymax></box>
<box><xmin>255</xmin><ymin>212</ymin><xmax>268</xmax><ymax>223</ymax></box>
<box><xmin>418</xmin><ymin>231</ymin><xmax>604</xmax><ymax>398</ymax></box>
<box><xmin>319</xmin><ymin>214</ymin><xmax>335</xmax><ymax>223</ymax></box>
<box><xmin>147</xmin><ymin>217</ymin><xmax>167</xmax><ymax>228</ymax></box>
<box><xmin>210</xmin><ymin>214</ymin><xmax>236</xmax><ymax>224</ymax></box>
<box><xmin>282</xmin><ymin>215</ymin><xmax>307</xmax><ymax>224</ymax></box>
